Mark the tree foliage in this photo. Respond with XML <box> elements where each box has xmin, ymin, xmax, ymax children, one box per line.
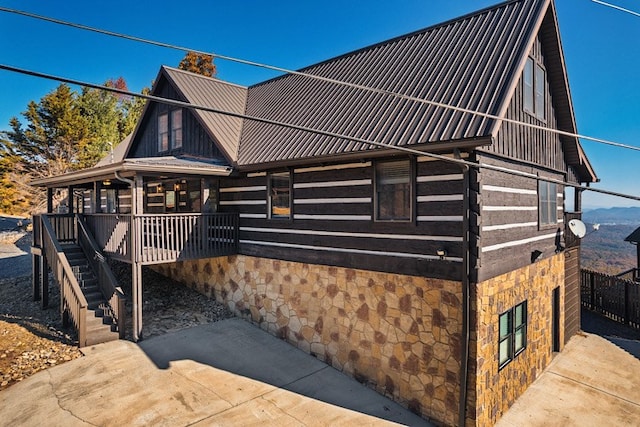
<box><xmin>178</xmin><ymin>52</ymin><xmax>216</xmax><ymax>77</ymax></box>
<box><xmin>0</xmin><ymin>78</ymin><xmax>144</xmax><ymax>215</ymax></box>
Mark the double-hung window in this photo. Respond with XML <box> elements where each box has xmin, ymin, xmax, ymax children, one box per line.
<box><xmin>158</xmin><ymin>109</ymin><xmax>183</xmax><ymax>152</ymax></box>
<box><xmin>269</xmin><ymin>172</ymin><xmax>291</xmax><ymax>219</ymax></box>
<box><xmin>523</xmin><ymin>57</ymin><xmax>546</xmax><ymax>121</ymax></box>
<box><xmin>375</xmin><ymin>159</ymin><xmax>411</xmax><ymax>221</ymax></box>
<box><xmin>499</xmin><ymin>301</ymin><xmax>527</xmax><ymax>369</ymax></box>
<box><xmin>538</xmin><ymin>180</ymin><xmax>558</xmax><ymax>226</ymax></box>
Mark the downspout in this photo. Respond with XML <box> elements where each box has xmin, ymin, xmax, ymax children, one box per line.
<box><xmin>458</xmin><ymin>159</ymin><xmax>471</xmax><ymax>427</ymax></box>
<box><xmin>115</xmin><ymin>171</ymin><xmax>140</xmax><ymax>342</ymax></box>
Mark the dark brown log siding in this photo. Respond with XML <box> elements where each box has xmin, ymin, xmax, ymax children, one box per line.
<box><xmin>218</xmin><ymin>159</ymin><xmax>465</xmax><ymax>280</ymax></box>
<box><xmin>488</xmin><ymin>36</ymin><xmax>567</xmax><ymax>173</ymax></box>
<box><xmin>474</xmin><ymin>154</ymin><xmax>564</xmax><ymax>282</ymax></box>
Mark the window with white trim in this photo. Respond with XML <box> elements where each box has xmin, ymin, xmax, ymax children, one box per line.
<box><xmin>523</xmin><ymin>57</ymin><xmax>546</xmax><ymax>120</ymax></box>
<box><xmin>158</xmin><ymin>113</ymin><xmax>169</xmax><ymax>152</ymax></box>
<box><xmin>375</xmin><ymin>159</ymin><xmax>411</xmax><ymax>221</ymax></box>
<box><xmin>171</xmin><ymin>109</ymin><xmax>183</xmax><ymax>149</ymax></box>
<box><xmin>499</xmin><ymin>301</ymin><xmax>527</xmax><ymax>369</ymax></box>
<box><xmin>538</xmin><ymin>180</ymin><xmax>557</xmax><ymax>226</ymax></box>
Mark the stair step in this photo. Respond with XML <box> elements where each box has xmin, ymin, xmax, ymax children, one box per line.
<box><xmin>84</xmin><ymin>325</ymin><xmax>119</xmax><ymax>346</ymax></box>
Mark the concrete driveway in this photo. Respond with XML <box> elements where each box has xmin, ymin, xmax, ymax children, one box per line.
<box><xmin>0</xmin><ymin>318</ymin><xmax>429</xmax><ymax>426</ymax></box>
<box><xmin>496</xmin><ymin>332</ymin><xmax>640</xmax><ymax>426</ymax></box>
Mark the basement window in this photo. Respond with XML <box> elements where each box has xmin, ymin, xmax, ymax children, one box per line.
<box><xmin>499</xmin><ymin>301</ymin><xmax>527</xmax><ymax>369</ymax></box>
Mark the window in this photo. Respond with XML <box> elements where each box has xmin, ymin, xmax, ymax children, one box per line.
<box><xmin>158</xmin><ymin>109</ymin><xmax>183</xmax><ymax>152</ymax></box>
<box><xmin>499</xmin><ymin>301</ymin><xmax>527</xmax><ymax>369</ymax></box>
<box><xmin>539</xmin><ymin>180</ymin><xmax>558</xmax><ymax>226</ymax></box>
<box><xmin>171</xmin><ymin>109</ymin><xmax>183</xmax><ymax>149</ymax></box>
<box><xmin>269</xmin><ymin>172</ymin><xmax>291</xmax><ymax>219</ymax></box>
<box><xmin>375</xmin><ymin>159</ymin><xmax>411</xmax><ymax>221</ymax></box>
<box><xmin>523</xmin><ymin>57</ymin><xmax>546</xmax><ymax>120</ymax></box>
<box><xmin>158</xmin><ymin>113</ymin><xmax>169</xmax><ymax>152</ymax></box>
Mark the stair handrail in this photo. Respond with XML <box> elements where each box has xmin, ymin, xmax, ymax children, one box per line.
<box><xmin>40</xmin><ymin>214</ymin><xmax>89</xmax><ymax>347</ymax></box>
<box><xmin>76</xmin><ymin>215</ymin><xmax>126</xmax><ymax>338</ymax></box>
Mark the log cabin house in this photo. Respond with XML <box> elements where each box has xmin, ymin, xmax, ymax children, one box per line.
<box><xmin>30</xmin><ymin>0</ymin><xmax>597</xmax><ymax>425</ymax></box>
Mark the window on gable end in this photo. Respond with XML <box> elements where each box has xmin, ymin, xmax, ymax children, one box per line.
<box><xmin>158</xmin><ymin>112</ymin><xmax>169</xmax><ymax>152</ymax></box>
<box><xmin>523</xmin><ymin>56</ymin><xmax>546</xmax><ymax>121</ymax></box>
<box><xmin>171</xmin><ymin>109</ymin><xmax>183</xmax><ymax>149</ymax></box>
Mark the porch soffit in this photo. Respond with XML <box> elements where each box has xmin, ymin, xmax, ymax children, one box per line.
<box><xmin>30</xmin><ymin>156</ymin><xmax>233</xmax><ymax>188</ymax></box>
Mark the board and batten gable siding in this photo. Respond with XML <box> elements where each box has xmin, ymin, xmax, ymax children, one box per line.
<box><xmin>472</xmin><ymin>153</ymin><xmax>564</xmax><ymax>282</ymax></box>
<box><xmin>487</xmin><ymin>35</ymin><xmax>568</xmax><ymax>174</ymax></box>
<box><xmin>128</xmin><ymin>78</ymin><xmax>227</xmax><ymax>162</ymax></box>
<box><xmin>218</xmin><ymin>159</ymin><xmax>465</xmax><ymax>280</ymax></box>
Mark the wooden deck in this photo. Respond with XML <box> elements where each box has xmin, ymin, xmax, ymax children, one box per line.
<box><xmin>82</xmin><ymin>212</ymin><xmax>239</xmax><ymax>264</ymax></box>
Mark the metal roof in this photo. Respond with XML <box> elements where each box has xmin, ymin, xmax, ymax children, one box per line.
<box><xmin>95</xmin><ymin>133</ymin><xmax>131</xmax><ymax>167</ymax></box>
<box><xmin>625</xmin><ymin>227</ymin><xmax>640</xmax><ymax>244</ymax></box>
<box><xmin>162</xmin><ymin>67</ymin><xmax>247</xmax><ymax>163</ymax></box>
<box><xmin>237</xmin><ymin>0</ymin><xmax>546</xmax><ymax>166</ymax></box>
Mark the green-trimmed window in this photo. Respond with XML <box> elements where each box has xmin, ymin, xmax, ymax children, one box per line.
<box><xmin>499</xmin><ymin>301</ymin><xmax>527</xmax><ymax>369</ymax></box>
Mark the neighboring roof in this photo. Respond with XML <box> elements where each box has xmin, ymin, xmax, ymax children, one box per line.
<box><xmin>31</xmin><ymin>155</ymin><xmax>233</xmax><ymax>187</ymax></box>
<box><xmin>95</xmin><ymin>133</ymin><xmax>131</xmax><ymax>167</ymax></box>
<box><xmin>237</xmin><ymin>0</ymin><xmax>544</xmax><ymax>166</ymax></box>
<box><xmin>161</xmin><ymin>67</ymin><xmax>247</xmax><ymax>163</ymax></box>
<box><xmin>625</xmin><ymin>227</ymin><xmax>640</xmax><ymax>244</ymax></box>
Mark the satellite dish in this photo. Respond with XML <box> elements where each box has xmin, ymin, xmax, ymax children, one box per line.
<box><xmin>568</xmin><ymin>219</ymin><xmax>587</xmax><ymax>238</ymax></box>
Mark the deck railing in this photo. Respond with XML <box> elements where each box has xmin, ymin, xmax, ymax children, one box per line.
<box><xmin>84</xmin><ymin>214</ymin><xmax>132</xmax><ymax>262</ymax></box>
<box><xmin>136</xmin><ymin>213</ymin><xmax>239</xmax><ymax>264</ymax></box>
<box><xmin>83</xmin><ymin>212</ymin><xmax>238</xmax><ymax>264</ymax></box>
<box><xmin>76</xmin><ymin>216</ymin><xmax>126</xmax><ymax>338</ymax></box>
<box><xmin>581</xmin><ymin>269</ymin><xmax>640</xmax><ymax>329</ymax></box>
<box><xmin>36</xmin><ymin>215</ymin><xmax>89</xmax><ymax>346</ymax></box>
<box><xmin>616</xmin><ymin>268</ymin><xmax>640</xmax><ymax>283</ymax></box>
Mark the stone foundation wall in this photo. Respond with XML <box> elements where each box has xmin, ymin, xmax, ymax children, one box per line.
<box><xmin>155</xmin><ymin>255</ymin><xmax>463</xmax><ymax>425</ymax></box>
<box><xmin>467</xmin><ymin>254</ymin><xmax>564</xmax><ymax>426</ymax></box>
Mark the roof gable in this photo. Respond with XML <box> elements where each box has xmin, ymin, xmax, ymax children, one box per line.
<box><xmin>237</xmin><ymin>0</ymin><xmax>547</xmax><ymax>167</ymax></box>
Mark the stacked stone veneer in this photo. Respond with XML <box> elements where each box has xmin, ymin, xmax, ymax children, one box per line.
<box><xmin>467</xmin><ymin>253</ymin><xmax>565</xmax><ymax>426</ymax></box>
<box><xmin>155</xmin><ymin>255</ymin><xmax>463</xmax><ymax>425</ymax></box>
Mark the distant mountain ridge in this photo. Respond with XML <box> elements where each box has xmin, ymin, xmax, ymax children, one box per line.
<box><xmin>583</xmin><ymin>207</ymin><xmax>640</xmax><ymax>226</ymax></box>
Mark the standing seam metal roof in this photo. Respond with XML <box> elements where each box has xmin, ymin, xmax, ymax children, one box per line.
<box><xmin>237</xmin><ymin>0</ymin><xmax>545</xmax><ymax>166</ymax></box>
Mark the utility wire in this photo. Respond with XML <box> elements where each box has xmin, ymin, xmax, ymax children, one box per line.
<box><xmin>592</xmin><ymin>0</ymin><xmax>640</xmax><ymax>18</ymax></box>
<box><xmin>1</xmin><ymin>63</ymin><xmax>639</xmax><ymax>203</ymax></box>
<box><xmin>1</xmin><ymin>6</ymin><xmax>640</xmax><ymax>153</ymax></box>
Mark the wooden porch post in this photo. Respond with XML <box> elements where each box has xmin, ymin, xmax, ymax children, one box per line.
<box><xmin>131</xmin><ymin>175</ymin><xmax>144</xmax><ymax>341</ymax></box>
<box><xmin>67</xmin><ymin>186</ymin><xmax>74</xmax><ymax>213</ymax></box>
<box><xmin>47</xmin><ymin>188</ymin><xmax>54</xmax><ymax>213</ymax></box>
<box><xmin>94</xmin><ymin>181</ymin><xmax>102</xmax><ymax>213</ymax></box>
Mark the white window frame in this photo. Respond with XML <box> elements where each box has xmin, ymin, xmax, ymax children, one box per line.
<box><xmin>158</xmin><ymin>112</ymin><xmax>169</xmax><ymax>152</ymax></box>
<box><xmin>538</xmin><ymin>180</ymin><xmax>558</xmax><ymax>227</ymax></box>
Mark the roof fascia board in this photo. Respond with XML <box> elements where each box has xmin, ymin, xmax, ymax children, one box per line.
<box><xmin>236</xmin><ymin>138</ymin><xmax>490</xmax><ymax>172</ymax></box>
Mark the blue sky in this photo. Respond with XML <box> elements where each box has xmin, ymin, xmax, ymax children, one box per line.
<box><xmin>0</xmin><ymin>0</ymin><xmax>639</xmax><ymax>209</ymax></box>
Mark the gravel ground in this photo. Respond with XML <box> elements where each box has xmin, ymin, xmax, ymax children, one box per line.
<box><xmin>0</xmin><ymin>231</ymin><xmax>233</xmax><ymax>392</ymax></box>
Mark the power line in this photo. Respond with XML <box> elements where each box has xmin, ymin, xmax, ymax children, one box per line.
<box><xmin>592</xmin><ymin>0</ymin><xmax>640</xmax><ymax>18</ymax></box>
<box><xmin>1</xmin><ymin>6</ymin><xmax>640</xmax><ymax>154</ymax></box>
<box><xmin>1</xmin><ymin>62</ymin><xmax>639</xmax><ymax>203</ymax></box>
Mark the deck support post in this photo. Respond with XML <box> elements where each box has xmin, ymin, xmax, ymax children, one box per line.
<box><xmin>40</xmin><ymin>254</ymin><xmax>48</xmax><ymax>309</ymax></box>
<box><xmin>67</xmin><ymin>186</ymin><xmax>74</xmax><ymax>213</ymax></box>
<box><xmin>132</xmin><ymin>262</ymin><xmax>143</xmax><ymax>341</ymax></box>
<box><xmin>32</xmin><ymin>253</ymin><xmax>41</xmax><ymax>302</ymax></box>
<box><xmin>47</xmin><ymin>188</ymin><xmax>54</xmax><ymax>213</ymax></box>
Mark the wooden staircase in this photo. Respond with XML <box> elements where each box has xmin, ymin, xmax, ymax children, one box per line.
<box><xmin>61</xmin><ymin>243</ymin><xmax>121</xmax><ymax>346</ymax></box>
